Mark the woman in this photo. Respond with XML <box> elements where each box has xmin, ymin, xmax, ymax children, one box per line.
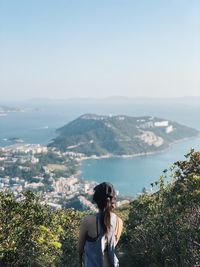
<box><xmin>78</xmin><ymin>182</ymin><xmax>123</xmax><ymax>267</ymax></box>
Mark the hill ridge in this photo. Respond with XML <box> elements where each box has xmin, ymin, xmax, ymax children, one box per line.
<box><xmin>49</xmin><ymin>114</ymin><xmax>199</xmax><ymax>156</ymax></box>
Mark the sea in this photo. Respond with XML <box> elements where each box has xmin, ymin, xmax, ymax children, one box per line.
<box><xmin>1</xmin><ymin>99</ymin><xmax>200</xmax><ymax>197</ymax></box>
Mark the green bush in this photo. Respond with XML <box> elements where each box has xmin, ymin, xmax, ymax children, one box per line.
<box><xmin>0</xmin><ymin>150</ymin><xmax>199</xmax><ymax>266</ymax></box>
<box><xmin>121</xmin><ymin>150</ymin><xmax>200</xmax><ymax>266</ymax></box>
<box><xmin>0</xmin><ymin>191</ymin><xmax>83</xmax><ymax>267</ymax></box>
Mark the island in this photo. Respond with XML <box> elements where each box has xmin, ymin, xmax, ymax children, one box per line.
<box><xmin>49</xmin><ymin>114</ymin><xmax>199</xmax><ymax>156</ymax></box>
<box><xmin>0</xmin><ymin>105</ymin><xmax>24</xmax><ymax>114</ymax></box>
<box><xmin>0</xmin><ymin>114</ymin><xmax>198</xmax><ymax>211</ymax></box>
<box><xmin>8</xmin><ymin>137</ymin><xmax>24</xmax><ymax>143</ymax></box>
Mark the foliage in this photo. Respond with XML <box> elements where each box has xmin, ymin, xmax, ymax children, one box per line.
<box><xmin>49</xmin><ymin>114</ymin><xmax>198</xmax><ymax>156</ymax></box>
<box><xmin>0</xmin><ymin>191</ymin><xmax>83</xmax><ymax>267</ymax></box>
<box><xmin>56</xmin><ymin>209</ymin><xmax>84</xmax><ymax>267</ymax></box>
<box><xmin>0</xmin><ymin>150</ymin><xmax>199</xmax><ymax>266</ymax></box>
<box><xmin>121</xmin><ymin>150</ymin><xmax>200</xmax><ymax>266</ymax></box>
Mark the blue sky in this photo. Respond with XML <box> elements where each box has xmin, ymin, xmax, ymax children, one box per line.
<box><xmin>0</xmin><ymin>0</ymin><xmax>200</xmax><ymax>100</ymax></box>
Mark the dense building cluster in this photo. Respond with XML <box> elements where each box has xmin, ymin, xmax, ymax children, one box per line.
<box><xmin>0</xmin><ymin>144</ymin><xmax>98</xmax><ymax>210</ymax></box>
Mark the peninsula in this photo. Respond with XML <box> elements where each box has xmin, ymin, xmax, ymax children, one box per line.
<box><xmin>49</xmin><ymin>114</ymin><xmax>199</xmax><ymax>156</ymax></box>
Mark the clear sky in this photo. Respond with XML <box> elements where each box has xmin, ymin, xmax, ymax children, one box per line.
<box><xmin>0</xmin><ymin>0</ymin><xmax>200</xmax><ymax>100</ymax></box>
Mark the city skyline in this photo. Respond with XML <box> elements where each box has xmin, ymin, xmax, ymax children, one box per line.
<box><xmin>0</xmin><ymin>0</ymin><xmax>200</xmax><ymax>100</ymax></box>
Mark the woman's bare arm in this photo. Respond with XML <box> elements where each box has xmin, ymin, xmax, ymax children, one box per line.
<box><xmin>78</xmin><ymin>217</ymin><xmax>88</xmax><ymax>267</ymax></box>
<box><xmin>115</xmin><ymin>216</ymin><xmax>123</xmax><ymax>244</ymax></box>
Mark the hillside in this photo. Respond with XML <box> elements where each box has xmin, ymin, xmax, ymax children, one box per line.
<box><xmin>49</xmin><ymin>114</ymin><xmax>199</xmax><ymax>156</ymax></box>
<box><xmin>0</xmin><ymin>150</ymin><xmax>199</xmax><ymax>266</ymax></box>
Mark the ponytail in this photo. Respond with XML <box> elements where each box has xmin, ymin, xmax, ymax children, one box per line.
<box><xmin>92</xmin><ymin>182</ymin><xmax>117</xmax><ymax>234</ymax></box>
<box><xmin>104</xmin><ymin>197</ymin><xmax>112</xmax><ymax>233</ymax></box>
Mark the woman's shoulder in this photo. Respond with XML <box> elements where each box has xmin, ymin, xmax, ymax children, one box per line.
<box><xmin>81</xmin><ymin>214</ymin><xmax>96</xmax><ymax>225</ymax></box>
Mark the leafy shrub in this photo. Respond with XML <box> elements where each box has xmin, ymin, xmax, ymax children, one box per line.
<box><xmin>121</xmin><ymin>150</ymin><xmax>200</xmax><ymax>267</ymax></box>
<box><xmin>0</xmin><ymin>150</ymin><xmax>199</xmax><ymax>267</ymax></box>
<box><xmin>0</xmin><ymin>191</ymin><xmax>83</xmax><ymax>267</ymax></box>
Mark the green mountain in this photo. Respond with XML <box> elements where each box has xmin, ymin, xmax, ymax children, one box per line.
<box><xmin>49</xmin><ymin>114</ymin><xmax>199</xmax><ymax>156</ymax></box>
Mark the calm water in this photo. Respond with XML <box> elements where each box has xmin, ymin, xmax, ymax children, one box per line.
<box><xmin>1</xmin><ymin>101</ymin><xmax>200</xmax><ymax>196</ymax></box>
<box><xmin>80</xmin><ymin>137</ymin><xmax>200</xmax><ymax>196</ymax></box>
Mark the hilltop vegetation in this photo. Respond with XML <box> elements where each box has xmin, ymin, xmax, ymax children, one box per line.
<box><xmin>49</xmin><ymin>114</ymin><xmax>198</xmax><ymax>156</ymax></box>
<box><xmin>120</xmin><ymin>150</ymin><xmax>200</xmax><ymax>266</ymax></box>
<box><xmin>0</xmin><ymin>150</ymin><xmax>199</xmax><ymax>266</ymax></box>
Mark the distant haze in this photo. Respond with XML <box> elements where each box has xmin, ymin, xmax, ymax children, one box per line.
<box><xmin>0</xmin><ymin>0</ymin><xmax>200</xmax><ymax>101</ymax></box>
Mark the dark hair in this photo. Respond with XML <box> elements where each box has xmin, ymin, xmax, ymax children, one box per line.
<box><xmin>93</xmin><ymin>182</ymin><xmax>116</xmax><ymax>233</ymax></box>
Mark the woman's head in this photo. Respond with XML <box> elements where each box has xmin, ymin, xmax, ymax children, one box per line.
<box><xmin>93</xmin><ymin>182</ymin><xmax>116</xmax><ymax>210</ymax></box>
<box><xmin>93</xmin><ymin>182</ymin><xmax>117</xmax><ymax>233</ymax></box>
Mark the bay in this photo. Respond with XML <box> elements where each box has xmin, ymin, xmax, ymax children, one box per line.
<box><xmin>80</xmin><ymin>137</ymin><xmax>200</xmax><ymax>197</ymax></box>
<box><xmin>1</xmin><ymin>100</ymin><xmax>200</xmax><ymax>196</ymax></box>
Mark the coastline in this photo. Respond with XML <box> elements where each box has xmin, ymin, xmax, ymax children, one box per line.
<box><xmin>78</xmin><ymin>135</ymin><xmax>200</xmax><ymax>162</ymax></box>
<box><xmin>78</xmin><ymin>134</ymin><xmax>200</xmax><ymax>197</ymax></box>
<box><xmin>1</xmin><ymin>133</ymin><xmax>199</xmax><ymax>198</ymax></box>
<box><xmin>1</xmin><ymin>134</ymin><xmax>199</xmax><ymax>159</ymax></box>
